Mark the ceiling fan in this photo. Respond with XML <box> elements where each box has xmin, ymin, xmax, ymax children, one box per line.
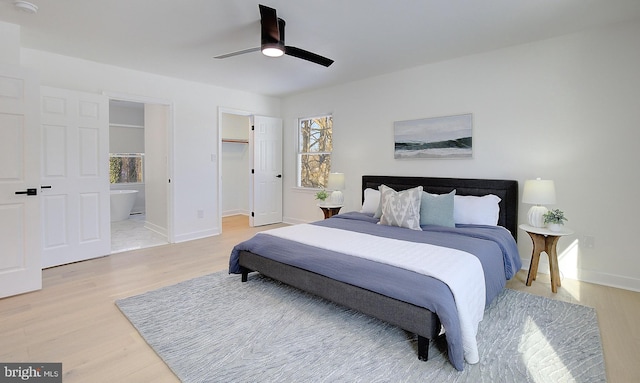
<box><xmin>214</xmin><ymin>4</ymin><xmax>334</xmax><ymax>67</ymax></box>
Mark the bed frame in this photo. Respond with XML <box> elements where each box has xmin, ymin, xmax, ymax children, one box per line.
<box><xmin>239</xmin><ymin>175</ymin><xmax>518</xmax><ymax>362</ymax></box>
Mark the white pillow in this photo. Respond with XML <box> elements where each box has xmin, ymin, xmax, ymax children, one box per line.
<box><xmin>454</xmin><ymin>194</ymin><xmax>501</xmax><ymax>226</ymax></box>
<box><xmin>379</xmin><ymin>185</ymin><xmax>423</xmax><ymax>230</ymax></box>
<box><xmin>360</xmin><ymin>188</ymin><xmax>381</xmax><ymax>214</ymax></box>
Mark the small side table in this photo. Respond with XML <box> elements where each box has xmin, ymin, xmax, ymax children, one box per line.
<box><xmin>520</xmin><ymin>224</ymin><xmax>573</xmax><ymax>293</ymax></box>
<box><xmin>318</xmin><ymin>204</ymin><xmax>343</xmax><ymax>219</ymax></box>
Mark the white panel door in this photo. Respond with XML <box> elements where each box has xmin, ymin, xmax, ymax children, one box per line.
<box><xmin>40</xmin><ymin>86</ymin><xmax>110</xmax><ymax>268</ymax></box>
<box><xmin>250</xmin><ymin>115</ymin><xmax>282</xmax><ymax>227</ymax></box>
<box><xmin>0</xmin><ymin>65</ymin><xmax>41</xmax><ymax>298</ymax></box>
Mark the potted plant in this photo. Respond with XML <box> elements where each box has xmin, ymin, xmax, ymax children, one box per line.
<box><xmin>315</xmin><ymin>189</ymin><xmax>329</xmax><ymax>205</ymax></box>
<box><xmin>543</xmin><ymin>209</ymin><xmax>568</xmax><ymax>232</ymax></box>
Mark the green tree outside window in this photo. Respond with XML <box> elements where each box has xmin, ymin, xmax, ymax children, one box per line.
<box><xmin>110</xmin><ymin>154</ymin><xmax>144</xmax><ymax>184</ymax></box>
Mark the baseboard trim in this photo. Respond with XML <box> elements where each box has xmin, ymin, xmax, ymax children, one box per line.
<box><xmin>144</xmin><ymin>221</ymin><xmax>167</xmax><ymax>237</ymax></box>
<box><xmin>222</xmin><ymin>210</ymin><xmax>249</xmax><ymax>217</ymax></box>
<box><xmin>519</xmin><ymin>257</ymin><xmax>640</xmax><ymax>292</ymax></box>
<box><xmin>174</xmin><ymin>228</ymin><xmax>218</xmax><ymax>243</ymax></box>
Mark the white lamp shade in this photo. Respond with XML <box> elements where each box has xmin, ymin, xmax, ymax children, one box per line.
<box><xmin>522</xmin><ymin>179</ymin><xmax>556</xmax><ymax>205</ymax></box>
<box><xmin>326</xmin><ymin>173</ymin><xmax>345</xmax><ymax>191</ymax></box>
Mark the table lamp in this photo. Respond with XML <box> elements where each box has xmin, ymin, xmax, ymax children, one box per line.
<box><xmin>522</xmin><ymin>178</ymin><xmax>556</xmax><ymax>227</ymax></box>
<box><xmin>326</xmin><ymin>172</ymin><xmax>345</xmax><ymax>205</ymax></box>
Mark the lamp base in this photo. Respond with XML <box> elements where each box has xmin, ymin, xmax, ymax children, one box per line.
<box><xmin>330</xmin><ymin>190</ymin><xmax>344</xmax><ymax>205</ymax></box>
<box><xmin>527</xmin><ymin>205</ymin><xmax>548</xmax><ymax>228</ymax></box>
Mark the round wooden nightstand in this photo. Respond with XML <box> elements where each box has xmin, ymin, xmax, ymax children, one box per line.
<box><xmin>318</xmin><ymin>204</ymin><xmax>343</xmax><ymax>219</ymax></box>
<box><xmin>519</xmin><ymin>224</ymin><xmax>574</xmax><ymax>293</ymax></box>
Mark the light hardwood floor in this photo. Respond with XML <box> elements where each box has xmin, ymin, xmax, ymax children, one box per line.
<box><xmin>1</xmin><ymin>215</ymin><xmax>638</xmax><ymax>382</ymax></box>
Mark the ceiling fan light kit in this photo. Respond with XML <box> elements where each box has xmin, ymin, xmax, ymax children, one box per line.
<box><xmin>262</xmin><ymin>47</ymin><xmax>284</xmax><ymax>57</ymax></box>
<box><xmin>215</xmin><ymin>4</ymin><xmax>334</xmax><ymax>67</ymax></box>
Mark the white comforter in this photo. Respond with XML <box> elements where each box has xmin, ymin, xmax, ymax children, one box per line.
<box><xmin>260</xmin><ymin>223</ymin><xmax>486</xmax><ymax>364</ymax></box>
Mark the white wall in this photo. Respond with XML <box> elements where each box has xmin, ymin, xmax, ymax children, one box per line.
<box><xmin>0</xmin><ymin>22</ymin><xmax>20</xmax><ymax>66</ymax></box>
<box><xmin>20</xmin><ymin>48</ymin><xmax>281</xmax><ymax>242</ymax></box>
<box><xmin>109</xmin><ymin>125</ymin><xmax>144</xmax><ymax>153</ymax></box>
<box><xmin>109</xmin><ymin>101</ymin><xmax>144</xmax><ymax>126</ymax></box>
<box><xmin>281</xmin><ymin>21</ymin><xmax>640</xmax><ymax>291</ymax></box>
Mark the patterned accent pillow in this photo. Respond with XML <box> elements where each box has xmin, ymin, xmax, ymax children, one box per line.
<box><xmin>379</xmin><ymin>184</ymin><xmax>423</xmax><ymax>230</ymax></box>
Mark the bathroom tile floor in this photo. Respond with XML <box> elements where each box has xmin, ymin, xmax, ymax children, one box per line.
<box><xmin>111</xmin><ymin>214</ymin><xmax>168</xmax><ymax>253</ymax></box>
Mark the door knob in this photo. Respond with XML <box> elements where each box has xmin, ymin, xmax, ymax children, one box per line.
<box><xmin>276</xmin><ymin>174</ymin><xmax>282</xmax><ymax>178</ymax></box>
<box><xmin>15</xmin><ymin>188</ymin><xmax>37</xmax><ymax>196</ymax></box>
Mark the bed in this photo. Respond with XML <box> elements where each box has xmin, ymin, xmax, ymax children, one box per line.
<box><xmin>229</xmin><ymin>175</ymin><xmax>521</xmax><ymax>371</ymax></box>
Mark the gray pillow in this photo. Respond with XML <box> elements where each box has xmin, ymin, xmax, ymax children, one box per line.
<box><xmin>420</xmin><ymin>190</ymin><xmax>456</xmax><ymax>227</ymax></box>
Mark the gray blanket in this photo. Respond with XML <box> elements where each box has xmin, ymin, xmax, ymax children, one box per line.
<box><xmin>229</xmin><ymin>212</ymin><xmax>521</xmax><ymax>371</ymax></box>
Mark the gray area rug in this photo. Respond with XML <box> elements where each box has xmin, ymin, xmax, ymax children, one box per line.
<box><xmin>116</xmin><ymin>271</ymin><xmax>606</xmax><ymax>382</ymax></box>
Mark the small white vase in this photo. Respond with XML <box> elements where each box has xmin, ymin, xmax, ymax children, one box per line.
<box><xmin>547</xmin><ymin>223</ymin><xmax>563</xmax><ymax>232</ymax></box>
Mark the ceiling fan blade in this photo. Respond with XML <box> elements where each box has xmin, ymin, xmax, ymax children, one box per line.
<box><xmin>214</xmin><ymin>47</ymin><xmax>261</xmax><ymax>59</ymax></box>
<box><xmin>259</xmin><ymin>4</ymin><xmax>280</xmax><ymax>43</ymax></box>
<box><xmin>285</xmin><ymin>46</ymin><xmax>334</xmax><ymax>67</ymax></box>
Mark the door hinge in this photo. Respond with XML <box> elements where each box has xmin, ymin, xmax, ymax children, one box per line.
<box><xmin>251</xmin><ymin>125</ymin><xmax>255</xmax><ymax>131</ymax></box>
<box><xmin>251</xmin><ymin>212</ymin><xmax>254</xmax><ymax>217</ymax></box>
<box><xmin>251</xmin><ymin>169</ymin><xmax>254</xmax><ymax>174</ymax></box>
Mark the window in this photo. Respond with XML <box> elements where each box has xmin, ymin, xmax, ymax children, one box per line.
<box><xmin>110</xmin><ymin>153</ymin><xmax>144</xmax><ymax>184</ymax></box>
<box><xmin>297</xmin><ymin>115</ymin><xmax>333</xmax><ymax>188</ymax></box>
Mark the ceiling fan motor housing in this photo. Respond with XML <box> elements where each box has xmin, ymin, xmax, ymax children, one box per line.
<box><xmin>261</xmin><ymin>18</ymin><xmax>286</xmax><ymax>57</ymax></box>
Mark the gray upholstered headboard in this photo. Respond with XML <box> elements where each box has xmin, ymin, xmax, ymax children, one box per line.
<box><xmin>362</xmin><ymin>175</ymin><xmax>519</xmax><ymax>240</ymax></box>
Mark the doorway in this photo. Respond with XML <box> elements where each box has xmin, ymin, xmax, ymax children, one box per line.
<box><xmin>220</xmin><ymin>111</ymin><xmax>251</xmax><ymax>230</ymax></box>
<box><xmin>108</xmin><ymin>97</ymin><xmax>172</xmax><ymax>252</ymax></box>
<box><xmin>218</xmin><ymin>109</ymin><xmax>283</xmax><ymax>233</ymax></box>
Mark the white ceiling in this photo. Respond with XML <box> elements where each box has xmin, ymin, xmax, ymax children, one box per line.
<box><xmin>2</xmin><ymin>0</ymin><xmax>640</xmax><ymax>97</ymax></box>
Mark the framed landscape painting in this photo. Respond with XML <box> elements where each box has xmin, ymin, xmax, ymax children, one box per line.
<box><xmin>394</xmin><ymin>113</ymin><xmax>472</xmax><ymax>159</ymax></box>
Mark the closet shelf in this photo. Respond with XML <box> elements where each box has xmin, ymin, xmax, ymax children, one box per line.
<box><xmin>110</xmin><ymin>123</ymin><xmax>144</xmax><ymax>129</ymax></box>
<box><xmin>222</xmin><ymin>138</ymin><xmax>249</xmax><ymax>144</ymax></box>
